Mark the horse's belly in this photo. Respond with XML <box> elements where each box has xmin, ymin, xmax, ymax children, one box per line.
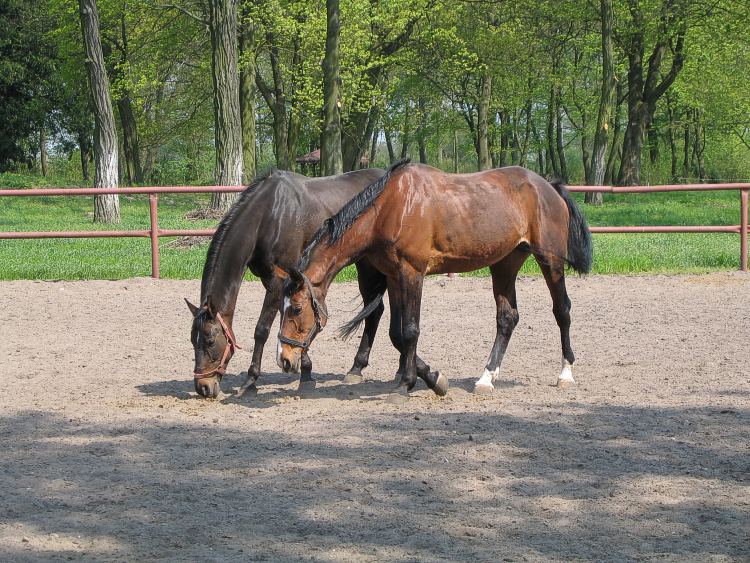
<box><xmin>426</xmin><ymin>239</ymin><xmax>522</xmax><ymax>275</ymax></box>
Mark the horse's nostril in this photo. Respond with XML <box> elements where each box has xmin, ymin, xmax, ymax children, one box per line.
<box><xmin>282</xmin><ymin>359</ymin><xmax>291</xmax><ymax>372</ymax></box>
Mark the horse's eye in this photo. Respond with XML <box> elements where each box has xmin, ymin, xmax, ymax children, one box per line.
<box><xmin>206</xmin><ymin>338</ymin><xmax>216</xmax><ymax>346</ymax></box>
<box><xmin>291</xmin><ymin>305</ymin><xmax>302</xmax><ymax>315</ymax></box>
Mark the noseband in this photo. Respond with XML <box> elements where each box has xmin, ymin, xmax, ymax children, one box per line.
<box><xmin>277</xmin><ymin>274</ymin><xmax>328</xmax><ymax>352</ymax></box>
<box><xmin>193</xmin><ymin>311</ymin><xmax>242</xmax><ymax>379</ymax></box>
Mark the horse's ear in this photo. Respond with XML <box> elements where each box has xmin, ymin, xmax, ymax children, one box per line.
<box><xmin>273</xmin><ymin>264</ymin><xmax>290</xmax><ymax>280</ymax></box>
<box><xmin>289</xmin><ymin>267</ymin><xmax>305</xmax><ymax>290</ymax></box>
<box><xmin>204</xmin><ymin>297</ymin><xmax>215</xmax><ymax>318</ymax></box>
<box><xmin>185</xmin><ymin>298</ymin><xmax>199</xmax><ymax>317</ymax></box>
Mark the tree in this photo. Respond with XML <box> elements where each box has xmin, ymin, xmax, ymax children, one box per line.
<box><xmin>208</xmin><ymin>0</ymin><xmax>242</xmax><ymax>211</ymax></box>
<box><xmin>588</xmin><ymin>0</ymin><xmax>616</xmax><ymax>203</ymax></box>
<box><xmin>0</xmin><ymin>0</ymin><xmax>58</xmax><ymax>171</ymax></box>
<box><xmin>617</xmin><ymin>0</ymin><xmax>687</xmax><ymax>185</ymax></box>
<box><xmin>79</xmin><ymin>0</ymin><xmax>120</xmax><ymax>223</ymax></box>
<box><xmin>320</xmin><ymin>0</ymin><xmax>342</xmax><ymax>175</ymax></box>
<box><xmin>239</xmin><ymin>3</ymin><xmax>257</xmax><ymax>183</ymax></box>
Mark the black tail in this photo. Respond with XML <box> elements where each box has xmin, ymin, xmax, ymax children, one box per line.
<box><xmin>338</xmin><ymin>291</ymin><xmax>385</xmax><ymax>340</ymax></box>
<box><xmin>551</xmin><ymin>181</ymin><xmax>593</xmax><ymax>274</ymax></box>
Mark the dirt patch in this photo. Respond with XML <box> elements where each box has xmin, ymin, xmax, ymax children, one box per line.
<box><xmin>1</xmin><ymin>274</ymin><xmax>748</xmax><ymax>561</ymax></box>
<box><xmin>165</xmin><ymin>235</ymin><xmax>211</xmax><ymax>249</ymax></box>
<box><xmin>185</xmin><ymin>207</ymin><xmax>225</xmax><ymax>221</ymax></box>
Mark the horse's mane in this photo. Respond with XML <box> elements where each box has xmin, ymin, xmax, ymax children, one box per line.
<box><xmin>297</xmin><ymin>159</ymin><xmax>410</xmax><ymax>270</ymax></box>
<box><xmin>201</xmin><ymin>169</ymin><xmax>273</xmax><ymax>301</ymax></box>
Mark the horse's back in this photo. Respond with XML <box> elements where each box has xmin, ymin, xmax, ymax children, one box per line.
<box><xmin>379</xmin><ymin>163</ymin><xmax>569</xmax><ymax>273</ymax></box>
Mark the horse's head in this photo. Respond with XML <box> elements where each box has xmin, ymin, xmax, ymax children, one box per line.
<box><xmin>186</xmin><ymin>298</ymin><xmax>240</xmax><ymax>398</ymax></box>
<box><xmin>274</xmin><ymin>266</ymin><xmax>328</xmax><ymax>373</ymax></box>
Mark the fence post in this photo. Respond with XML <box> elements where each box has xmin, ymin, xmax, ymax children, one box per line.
<box><xmin>741</xmin><ymin>188</ymin><xmax>748</xmax><ymax>272</ymax></box>
<box><xmin>149</xmin><ymin>193</ymin><xmax>160</xmax><ymax>279</ymax></box>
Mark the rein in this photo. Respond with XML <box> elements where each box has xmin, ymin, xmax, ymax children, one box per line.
<box><xmin>277</xmin><ymin>274</ymin><xmax>328</xmax><ymax>352</ymax></box>
<box><xmin>193</xmin><ymin>311</ymin><xmax>242</xmax><ymax>379</ymax></box>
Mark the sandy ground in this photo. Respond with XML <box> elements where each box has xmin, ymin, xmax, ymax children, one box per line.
<box><xmin>1</xmin><ymin>273</ymin><xmax>748</xmax><ymax>562</ymax></box>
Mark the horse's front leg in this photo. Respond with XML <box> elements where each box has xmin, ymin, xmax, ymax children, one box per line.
<box><xmin>239</xmin><ymin>276</ymin><xmax>282</xmax><ymax>396</ymax></box>
<box><xmin>392</xmin><ymin>269</ymin><xmax>448</xmax><ymax>400</ymax></box>
<box><xmin>297</xmin><ymin>350</ymin><xmax>316</xmax><ymax>395</ymax></box>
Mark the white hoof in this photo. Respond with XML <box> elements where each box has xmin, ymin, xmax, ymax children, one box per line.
<box><xmin>474</xmin><ymin>367</ymin><xmax>499</xmax><ymax>394</ymax></box>
<box><xmin>557</xmin><ymin>358</ymin><xmax>575</xmax><ymax>388</ymax></box>
<box><xmin>474</xmin><ymin>382</ymin><xmax>494</xmax><ymax>394</ymax></box>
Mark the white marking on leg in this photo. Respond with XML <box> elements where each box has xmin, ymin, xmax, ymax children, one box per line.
<box><xmin>474</xmin><ymin>367</ymin><xmax>499</xmax><ymax>391</ymax></box>
<box><xmin>557</xmin><ymin>357</ymin><xmax>575</xmax><ymax>385</ymax></box>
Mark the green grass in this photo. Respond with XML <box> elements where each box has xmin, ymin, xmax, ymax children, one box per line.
<box><xmin>0</xmin><ymin>183</ymin><xmax>744</xmax><ymax>280</ymax></box>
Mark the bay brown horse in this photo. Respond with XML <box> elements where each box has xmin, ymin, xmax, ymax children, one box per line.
<box><xmin>187</xmin><ymin>168</ymin><xmax>388</xmax><ymax>398</ymax></box>
<box><xmin>275</xmin><ymin>160</ymin><xmax>592</xmax><ymax>398</ymax></box>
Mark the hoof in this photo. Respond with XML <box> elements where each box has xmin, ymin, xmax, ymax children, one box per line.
<box><xmin>432</xmin><ymin>371</ymin><xmax>449</xmax><ymax>397</ymax></box>
<box><xmin>297</xmin><ymin>379</ymin><xmax>316</xmax><ymax>398</ymax></box>
<box><xmin>474</xmin><ymin>382</ymin><xmax>494</xmax><ymax>395</ymax></box>
<box><xmin>556</xmin><ymin>378</ymin><xmax>575</xmax><ymax>389</ymax></box>
<box><xmin>342</xmin><ymin>372</ymin><xmax>364</xmax><ymax>385</ymax></box>
<box><xmin>385</xmin><ymin>387</ymin><xmax>409</xmax><ymax>405</ymax></box>
<box><xmin>236</xmin><ymin>382</ymin><xmax>258</xmax><ymax>398</ymax></box>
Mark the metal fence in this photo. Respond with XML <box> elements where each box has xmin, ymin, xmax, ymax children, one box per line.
<box><xmin>0</xmin><ymin>182</ymin><xmax>747</xmax><ymax>277</ymax></box>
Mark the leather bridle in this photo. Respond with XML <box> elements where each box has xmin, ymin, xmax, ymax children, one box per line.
<box><xmin>193</xmin><ymin>311</ymin><xmax>242</xmax><ymax>379</ymax></box>
<box><xmin>277</xmin><ymin>274</ymin><xmax>328</xmax><ymax>352</ymax></box>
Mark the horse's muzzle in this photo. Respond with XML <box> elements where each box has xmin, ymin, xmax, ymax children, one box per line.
<box><xmin>195</xmin><ymin>375</ymin><xmax>221</xmax><ymax>398</ymax></box>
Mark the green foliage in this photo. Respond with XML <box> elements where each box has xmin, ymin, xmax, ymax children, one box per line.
<box><xmin>0</xmin><ymin>0</ymin><xmax>60</xmax><ymax>170</ymax></box>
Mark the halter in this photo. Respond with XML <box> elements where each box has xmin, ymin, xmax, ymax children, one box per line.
<box><xmin>193</xmin><ymin>311</ymin><xmax>242</xmax><ymax>379</ymax></box>
<box><xmin>277</xmin><ymin>274</ymin><xmax>328</xmax><ymax>352</ymax></box>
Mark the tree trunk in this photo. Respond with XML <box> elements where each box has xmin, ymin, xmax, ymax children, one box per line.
<box><xmin>117</xmin><ymin>95</ymin><xmax>143</xmax><ymax>185</ymax></box>
<box><xmin>400</xmin><ymin>102</ymin><xmax>410</xmax><ymax>160</ymax></box>
<box><xmin>555</xmin><ymin>94</ymin><xmax>568</xmax><ymax>182</ymax></box>
<box><xmin>665</xmin><ymin>93</ymin><xmax>678</xmax><ymax>182</ymax></box>
<box><xmin>605</xmin><ymin>81</ymin><xmax>624</xmax><ymax>185</ymax></box>
<box><xmin>477</xmin><ymin>74</ymin><xmax>492</xmax><ymax>171</ymax></box>
<box><xmin>519</xmin><ymin>100</ymin><xmax>532</xmax><ymax>167</ymax></box>
<box><xmin>208</xmin><ymin>0</ymin><xmax>242</xmax><ymax>211</ymax></box>
<box><xmin>453</xmin><ymin>129</ymin><xmax>459</xmax><ymax>173</ymax></box>
<box><xmin>39</xmin><ymin>125</ymin><xmax>48</xmax><ymax>177</ymax></box>
<box><xmin>648</xmin><ymin>126</ymin><xmax>659</xmax><ymax>164</ymax></box>
<box><xmin>682</xmin><ymin>120</ymin><xmax>692</xmax><ymax>179</ymax></box>
<box><xmin>417</xmin><ymin>97</ymin><xmax>428</xmax><ymax>164</ymax></box>
<box><xmin>384</xmin><ymin>127</ymin><xmax>395</xmax><ymax>164</ymax></box>
<box><xmin>546</xmin><ymin>86</ymin><xmax>560</xmax><ymax>177</ymax></box>
<box><xmin>618</xmin><ymin>2</ymin><xmax>685</xmax><ymax>185</ymax></box>
<box><xmin>369</xmin><ymin>125</ymin><xmax>379</xmax><ymax>167</ymax></box>
<box><xmin>320</xmin><ymin>0</ymin><xmax>343</xmax><ymax>175</ymax></box>
<box><xmin>587</xmin><ymin>0</ymin><xmax>615</xmax><ymax>204</ymax></box>
<box><xmin>239</xmin><ymin>14</ymin><xmax>256</xmax><ymax>183</ymax></box>
<box><xmin>79</xmin><ymin>0</ymin><xmax>120</xmax><ymax>223</ymax></box>
<box><xmin>78</xmin><ymin>133</ymin><xmax>92</xmax><ymax>181</ymax></box>
<box><xmin>693</xmin><ymin>109</ymin><xmax>705</xmax><ymax>181</ymax></box>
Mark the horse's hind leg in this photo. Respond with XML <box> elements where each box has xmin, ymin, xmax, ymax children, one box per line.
<box><xmin>239</xmin><ymin>275</ymin><xmax>282</xmax><ymax>396</ymax></box>
<box><xmin>344</xmin><ymin>261</ymin><xmax>386</xmax><ymax>384</ymax></box>
<box><xmin>537</xmin><ymin>256</ymin><xmax>576</xmax><ymax>388</ymax></box>
<box><xmin>474</xmin><ymin>249</ymin><xmax>528</xmax><ymax>394</ymax></box>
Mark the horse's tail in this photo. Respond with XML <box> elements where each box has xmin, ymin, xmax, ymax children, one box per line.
<box><xmin>338</xmin><ymin>269</ymin><xmax>388</xmax><ymax>341</ymax></box>
<box><xmin>551</xmin><ymin>181</ymin><xmax>593</xmax><ymax>274</ymax></box>
<box><xmin>338</xmin><ymin>291</ymin><xmax>385</xmax><ymax>340</ymax></box>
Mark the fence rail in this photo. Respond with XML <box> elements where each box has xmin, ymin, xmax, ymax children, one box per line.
<box><xmin>0</xmin><ymin>183</ymin><xmax>747</xmax><ymax>277</ymax></box>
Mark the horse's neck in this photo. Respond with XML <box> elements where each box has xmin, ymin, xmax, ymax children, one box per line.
<box><xmin>201</xmin><ymin>227</ymin><xmax>256</xmax><ymax>319</ymax></box>
<box><xmin>306</xmin><ymin>212</ymin><xmax>376</xmax><ymax>293</ymax></box>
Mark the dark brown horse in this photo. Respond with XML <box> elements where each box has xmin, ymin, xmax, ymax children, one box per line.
<box><xmin>275</xmin><ymin>160</ymin><xmax>592</xmax><ymax>398</ymax></box>
<box><xmin>187</xmin><ymin>167</ymin><xmax>388</xmax><ymax>398</ymax></box>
